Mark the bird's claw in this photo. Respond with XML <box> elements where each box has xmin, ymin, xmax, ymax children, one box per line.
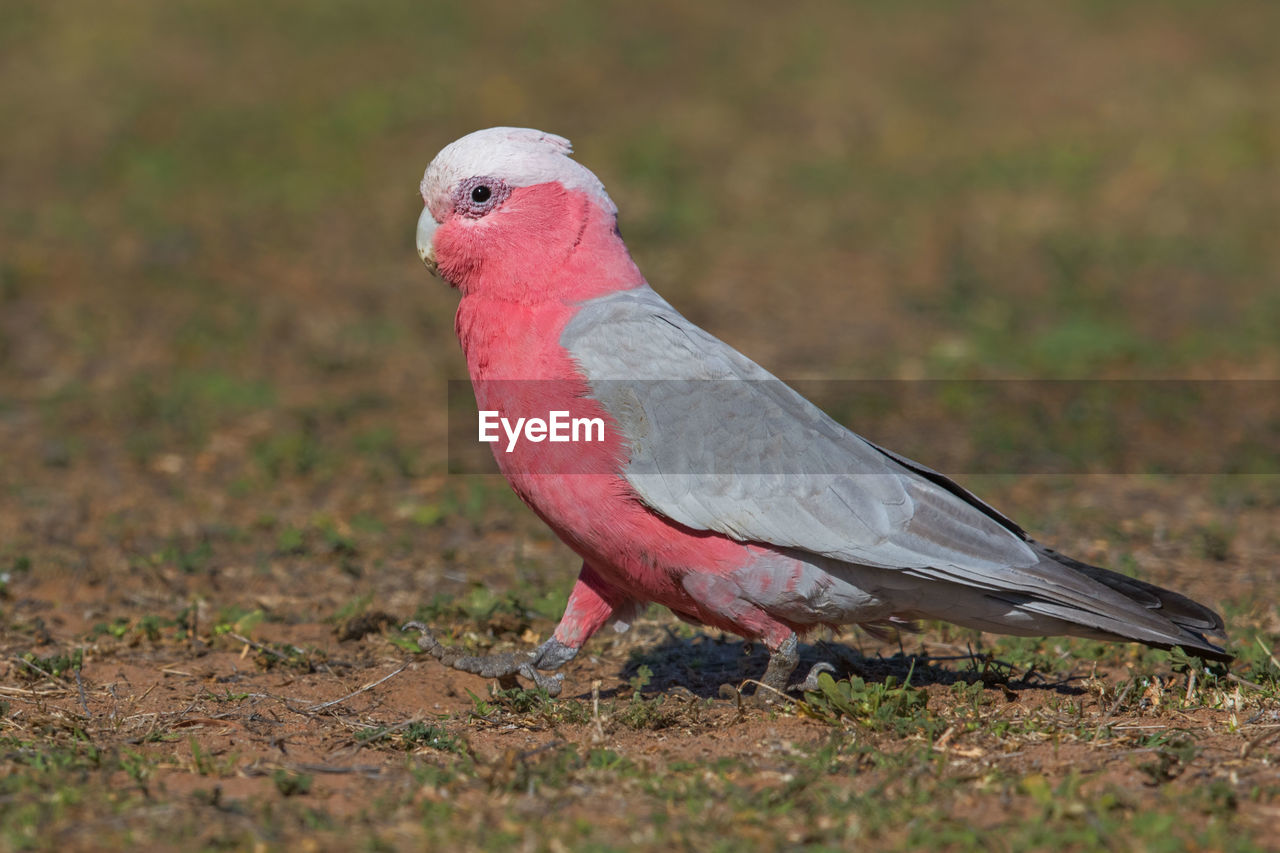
<box><xmin>793</xmin><ymin>662</ymin><xmax>837</xmax><ymax>693</ymax></box>
<box><xmin>401</xmin><ymin>621</ymin><xmax>567</xmax><ymax>697</ymax></box>
<box><xmin>717</xmin><ymin>660</ymin><xmax>838</xmax><ymax>709</ymax></box>
<box><xmin>511</xmin><ymin>661</ymin><xmax>565</xmax><ymax>695</ymax></box>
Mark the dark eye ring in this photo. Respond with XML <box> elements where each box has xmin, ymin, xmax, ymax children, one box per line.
<box><xmin>471</xmin><ymin>185</ymin><xmax>491</xmax><ymax>204</ymax></box>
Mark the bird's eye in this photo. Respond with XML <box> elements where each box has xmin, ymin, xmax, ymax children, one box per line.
<box><xmin>455</xmin><ymin>177</ymin><xmax>508</xmax><ymax>217</ymax></box>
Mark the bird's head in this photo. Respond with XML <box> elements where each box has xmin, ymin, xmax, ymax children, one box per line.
<box><xmin>417</xmin><ymin>127</ymin><xmax>625</xmax><ymax>299</ymax></box>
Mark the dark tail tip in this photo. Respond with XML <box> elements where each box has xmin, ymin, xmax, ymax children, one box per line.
<box><xmin>1037</xmin><ymin>545</ymin><xmax>1232</xmax><ymax>664</ymax></box>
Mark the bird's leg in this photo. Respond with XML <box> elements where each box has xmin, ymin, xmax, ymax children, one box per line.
<box><xmin>738</xmin><ymin>633</ymin><xmax>838</xmax><ymax>705</ymax></box>
<box><xmin>403</xmin><ymin>624</ymin><xmax>574</xmax><ymax>695</ymax></box>
<box><xmin>753</xmin><ymin>632</ymin><xmax>800</xmax><ymax>704</ymax></box>
<box><xmin>406</xmin><ymin>562</ymin><xmax>626</xmax><ymax>698</ymax></box>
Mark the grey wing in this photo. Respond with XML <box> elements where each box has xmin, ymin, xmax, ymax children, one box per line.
<box><xmin>560</xmin><ymin>287</ymin><xmax>1038</xmax><ymax>577</ymax></box>
<box><xmin>559</xmin><ymin>288</ymin><xmax>1227</xmax><ymax>652</ymax></box>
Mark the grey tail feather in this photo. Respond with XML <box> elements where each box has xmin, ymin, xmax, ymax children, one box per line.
<box><xmin>1035</xmin><ymin>544</ymin><xmax>1232</xmax><ymax>663</ymax></box>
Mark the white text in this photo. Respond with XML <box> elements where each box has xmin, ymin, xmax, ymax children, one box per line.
<box><xmin>478</xmin><ymin>410</ymin><xmax>605</xmax><ymax>452</ymax></box>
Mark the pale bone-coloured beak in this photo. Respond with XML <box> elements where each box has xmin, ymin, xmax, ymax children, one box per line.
<box><xmin>416</xmin><ymin>206</ymin><xmax>439</xmax><ymax>277</ymax></box>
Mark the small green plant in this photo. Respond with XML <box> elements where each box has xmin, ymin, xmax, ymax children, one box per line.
<box><xmin>251</xmin><ymin>641</ymin><xmax>319</xmax><ymax>672</ymax></box>
<box><xmin>628</xmin><ymin>664</ymin><xmax>653</xmax><ymax>698</ymax></box>
<box><xmin>89</xmin><ymin>617</ymin><xmax>132</xmax><ymax>640</ymax></box>
<box><xmin>1136</xmin><ymin>731</ymin><xmax>1200</xmax><ymax>780</ymax></box>
<box><xmin>187</xmin><ymin>737</ymin><xmax>238</xmax><ymax>777</ymax></box>
<box><xmin>466</xmin><ymin>689</ymin><xmax>496</xmax><ymax>718</ymax></box>
<box><xmin>357</xmin><ymin>721</ymin><xmax>466</xmax><ymax>754</ymax></box>
<box><xmin>401</xmin><ymin>722</ymin><xmax>467</xmax><ymax>754</ymax></box>
<box><xmin>275</xmin><ymin>526</ymin><xmax>307</xmax><ymax>555</ymax></box>
<box><xmin>614</xmin><ymin>665</ymin><xmax>677</xmax><ymax>730</ymax></box>
<box><xmin>154</xmin><ymin>537</ymin><xmax>213</xmax><ymax>574</ymax></box>
<box><xmin>314</xmin><ymin>517</ymin><xmax>357</xmax><ymax>556</ymax></box>
<box><xmin>120</xmin><ymin>749</ymin><xmax>154</xmax><ymax>788</ymax></box>
<box><xmin>386</xmin><ymin>626</ymin><xmax>425</xmax><ymax>653</ymax></box>
<box><xmin>949</xmin><ymin>677</ymin><xmax>993</xmax><ymax>725</ymax></box>
<box><xmin>211</xmin><ymin>606</ymin><xmax>265</xmax><ymax>637</ymax></box>
<box><xmin>17</xmin><ymin>648</ymin><xmax>84</xmax><ymax>680</ymax></box>
<box><xmin>797</xmin><ymin>670</ymin><xmax>933</xmax><ymax>734</ymax></box>
<box><xmin>252</xmin><ymin>429</ymin><xmax>323</xmax><ymax>479</ymax></box>
<box><xmin>272</xmin><ymin>769</ymin><xmax>314</xmax><ymax>796</ymax></box>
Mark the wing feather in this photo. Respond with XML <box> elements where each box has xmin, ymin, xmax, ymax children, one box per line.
<box><xmin>559</xmin><ymin>286</ymin><xmax>1227</xmax><ymax>658</ymax></box>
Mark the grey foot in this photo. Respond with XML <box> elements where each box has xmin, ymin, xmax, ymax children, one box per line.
<box><xmin>402</xmin><ymin>621</ymin><xmax>575</xmax><ymax>697</ymax></box>
<box><xmin>731</xmin><ymin>638</ymin><xmax>837</xmax><ymax>706</ymax></box>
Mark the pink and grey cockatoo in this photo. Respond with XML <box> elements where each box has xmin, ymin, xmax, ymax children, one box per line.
<box><xmin>409</xmin><ymin>127</ymin><xmax>1229</xmax><ymax>698</ymax></box>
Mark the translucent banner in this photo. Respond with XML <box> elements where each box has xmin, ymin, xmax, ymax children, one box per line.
<box><xmin>446</xmin><ymin>379</ymin><xmax>1280</xmax><ymax>476</ymax></box>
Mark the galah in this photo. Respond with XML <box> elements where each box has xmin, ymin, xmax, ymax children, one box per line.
<box><xmin>409</xmin><ymin>127</ymin><xmax>1229</xmax><ymax>698</ymax></box>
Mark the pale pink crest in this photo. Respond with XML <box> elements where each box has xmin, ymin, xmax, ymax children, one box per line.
<box><xmin>419</xmin><ymin>127</ymin><xmax>617</xmax><ymax>222</ymax></box>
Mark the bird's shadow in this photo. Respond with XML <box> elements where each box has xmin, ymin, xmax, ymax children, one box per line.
<box><xmin>591</xmin><ymin>632</ymin><xmax>1087</xmax><ymax>701</ymax></box>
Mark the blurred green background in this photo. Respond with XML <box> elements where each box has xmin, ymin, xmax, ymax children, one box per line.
<box><xmin>1</xmin><ymin>0</ymin><xmax>1278</xmax><ymax>575</ymax></box>
<box><xmin>5</xmin><ymin>2</ymin><xmax>1278</xmax><ymax>408</ymax></box>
